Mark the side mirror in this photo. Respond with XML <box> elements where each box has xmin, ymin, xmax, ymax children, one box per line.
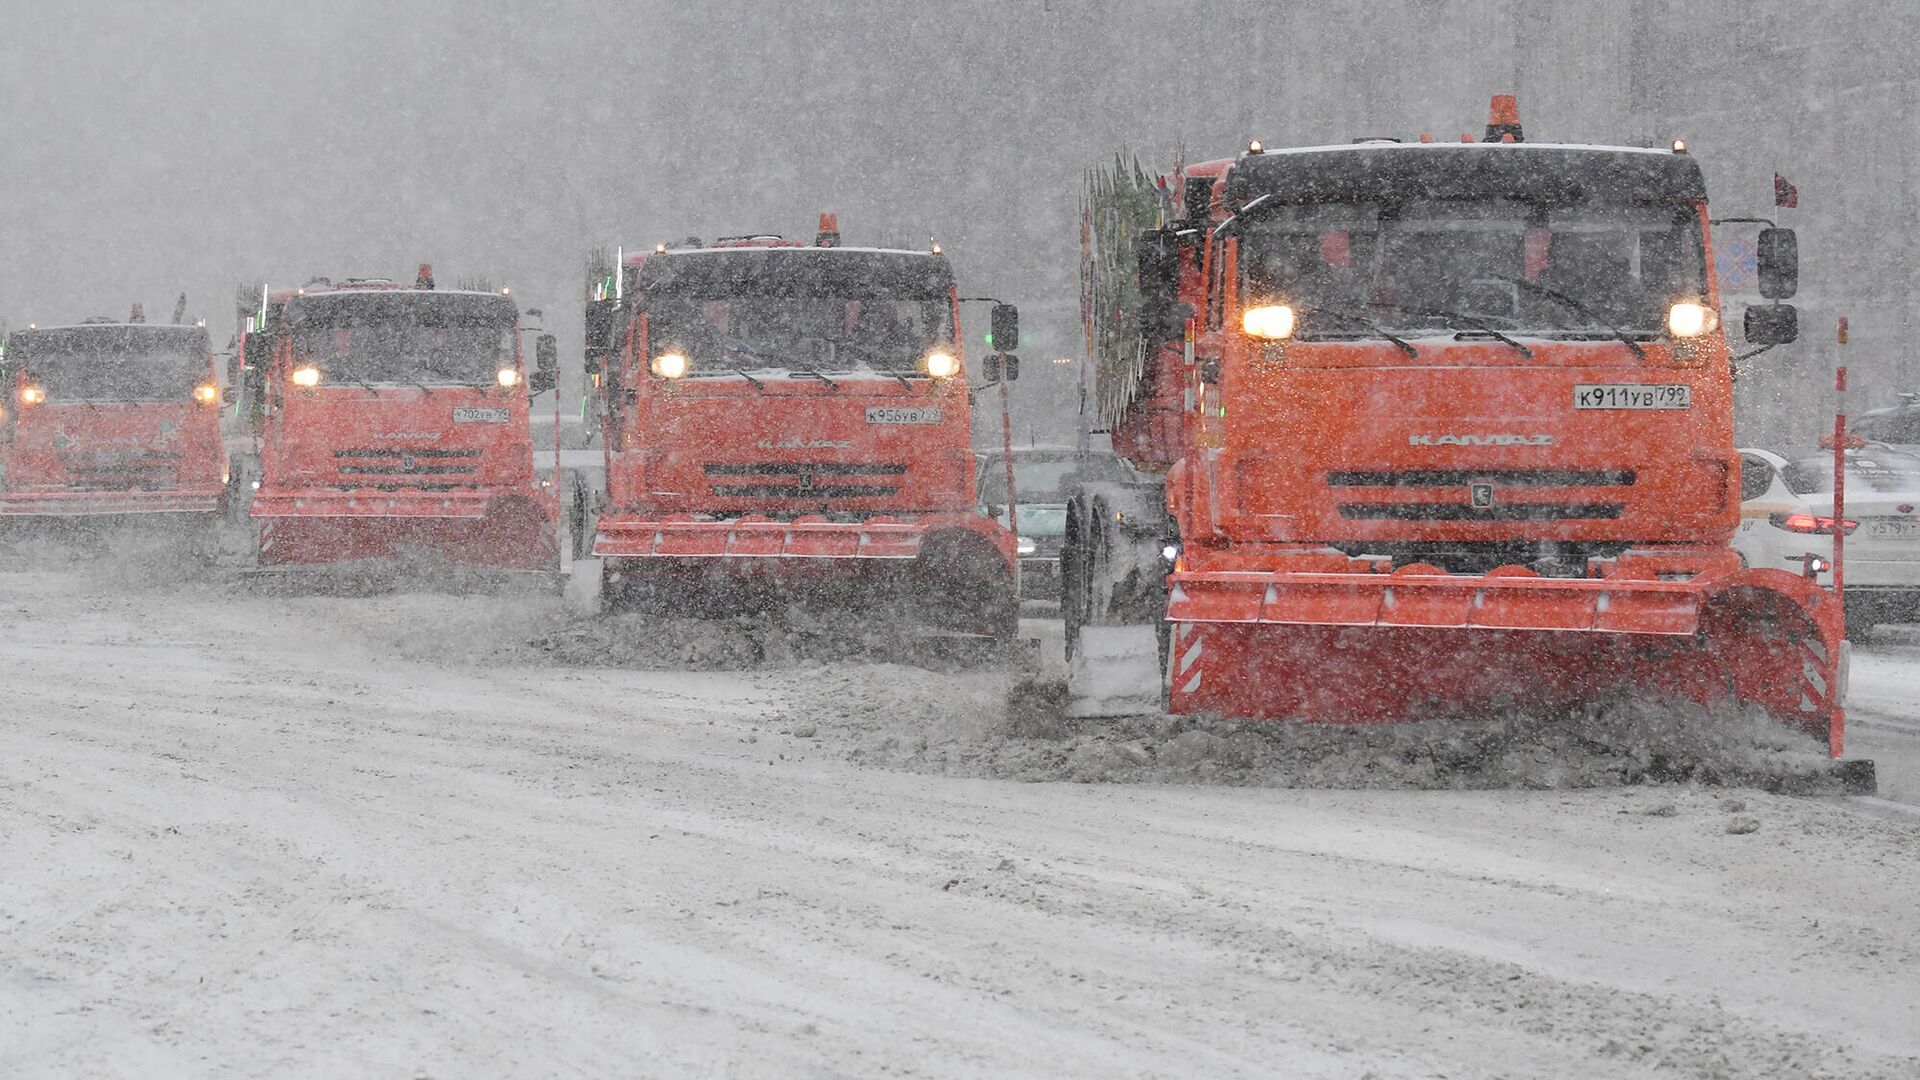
<box><xmin>243</xmin><ymin>333</ymin><xmax>269</xmax><ymax>368</ymax></box>
<box><xmin>1143</xmin><ymin>301</ymin><xmax>1195</xmax><ymax>343</ymax></box>
<box><xmin>1136</xmin><ymin>229</ymin><xmax>1189</xmax><ymax>341</ymax></box>
<box><xmin>990</xmin><ymin>304</ymin><xmax>1019</xmax><ymax>351</ymax></box>
<box><xmin>1002</xmin><ymin>354</ymin><xmax>1020</xmax><ymax>382</ymax></box>
<box><xmin>221</xmin><ymin>386</ymin><xmax>236</xmax><ymax>405</ymax></box>
<box><xmin>1744</xmin><ymin>303</ymin><xmax>1799</xmax><ymax>346</ymax></box>
<box><xmin>584</xmin><ymin>300</ymin><xmax>617</xmax><ymax>360</ymax></box>
<box><xmin>1757</xmin><ymin>227</ymin><xmax>1798</xmax><ymax>300</ymax></box>
<box><xmin>1137</xmin><ymin>229</ymin><xmax>1177</xmax><ymax>295</ymax></box>
<box><xmin>531</xmin><ymin>333</ymin><xmax>559</xmax><ymax>394</ymax></box>
<box><xmin>980</xmin><ymin>353</ymin><xmax>1021</xmax><ymax>384</ymax></box>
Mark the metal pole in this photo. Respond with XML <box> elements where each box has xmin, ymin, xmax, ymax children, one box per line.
<box><xmin>1832</xmin><ymin>320</ymin><xmax>1850</xmax><ymax>751</ymax></box>
<box><xmin>1833</xmin><ymin>331</ymin><xmax>1848</xmax><ymax>603</ymax></box>
<box><xmin>1000</xmin><ymin>365</ymin><xmax>1018</xmax><ymax>590</ymax></box>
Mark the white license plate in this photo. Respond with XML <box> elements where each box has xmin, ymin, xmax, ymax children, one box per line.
<box><xmin>1864</xmin><ymin>518</ymin><xmax>1920</xmax><ymax>538</ymax></box>
<box><xmin>452</xmin><ymin>407</ymin><xmax>509</xmax><ymax>424</ymax></box>
<box><xmin>866</xmin><ymin>406</ymin><xmax>942</xmax><ymax>425</ymax></box>
<box><xmin>1573</xmin><ymin>384</ymin><xmax>1693</xmax><ymax>410</ymax></box>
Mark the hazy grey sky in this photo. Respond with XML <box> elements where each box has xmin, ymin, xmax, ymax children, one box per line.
<box><xmin>5</xmin><ymin>1</ymin><xmax>1914</xmax><ymax>441</ymax></box>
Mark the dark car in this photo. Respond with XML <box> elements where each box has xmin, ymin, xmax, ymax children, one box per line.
<box><xmin>1852</xmin><ymin>393</ymin><xmax>1920</xmax><ymax>453</ymax></box>
<box><xmin>977</xmin><ymin>446</ymin><xmax>1138</xmax><ymax>599</ymax></box>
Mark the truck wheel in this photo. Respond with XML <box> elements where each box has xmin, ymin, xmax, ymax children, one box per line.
<box><xmin>569</xmin><ymin>474</ymin><xmax>596</xmax><ymax>561</ymax></box>
<box><xmin>1061</xmin><ymin>497</ymin><xmax>1089</xmax><ymax>661</ymax></box>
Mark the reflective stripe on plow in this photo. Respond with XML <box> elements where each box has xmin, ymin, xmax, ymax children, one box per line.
<box><xmin>1178</xmin><ymin>633</ymin><xmax>1204</xmax><ymax>677</ymax></box>
<box><xmin>1177</xmin><ymin>622</ymin><xmax>1203</xmax><ymax>695</ymax></box>
<box><xmin>1803</xmin><ymin>658</ymin><xmax>1826</xmax><ymax>698</ymax></box>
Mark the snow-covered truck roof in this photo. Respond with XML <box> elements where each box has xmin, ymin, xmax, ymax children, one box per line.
<box><xmin>629</xmin><ymin>246</ymin><xmax>956</xmax><ymax>300</ymax></box>
<box><xmin>1223</xmin><ymin>140</ymin><xmax>1707</xmax><ymax>206</ymax></box>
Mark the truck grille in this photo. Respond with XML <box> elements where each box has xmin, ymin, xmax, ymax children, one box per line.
<box><xmin>704</xmin><ymin>461</ymin><xmax>906</xmax><ymax>500</ymax></box>
<box><xmin>333</xmin><ymin>447</ymin><xmax>481</xmax><ymax>478</ymax></box>
<box><xmin>1328</xmin><ymin>469</ymin><xmax>1636</xmax><ymax>487</ymax></box>
<box><xmin>1339</xmin><ymin>503</ymin><xmax>1625</xmax><ymax>521</ymax></box>
<box><xmin>58</xmin><ymin>451</ymin><xmax>181</xmax><ymax>490</ymax></box>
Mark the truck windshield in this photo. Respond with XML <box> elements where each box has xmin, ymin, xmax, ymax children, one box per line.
<box><xmin>1240</xmin><ymin>198</ymin><xmax>1706</xmax><ymax>341</ymax></box>
<box><xmin>12</xmin><ymin>327</ymin><xmax>207</xmax><ymax>402</ymax></box>
<box><xmin>290</xmin><ymin>294</ymin><xmax>517</xmax><ymax>386</ymax></box>
<box><xmin>644</xmin><ymin>295</ymin><xmax>953</xmax><ymax>375</ymax></box>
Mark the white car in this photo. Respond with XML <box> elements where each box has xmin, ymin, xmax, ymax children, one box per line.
<box><xmin>1736</xmin><ymin>447</ymin><xmax>1920</xmax><ymax>635</ymax></box>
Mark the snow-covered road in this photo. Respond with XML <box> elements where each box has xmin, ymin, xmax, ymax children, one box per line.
<box><xmin>1847</xmin><ymin>633</ymin><xmax>1920</xmax><ymax>808</ymax></box>
<box><xmin>4</xmin><ymin>571</ymin><xmax>1919</xmax><ymax>1078</ymax></box>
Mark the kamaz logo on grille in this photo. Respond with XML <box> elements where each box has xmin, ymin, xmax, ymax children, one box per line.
<box><xmin>1409</xmin><ymin>433</ymin><xmax>1554</xmax><ymax>447</ymax></box>
<box><xmin>755</xmin><ymin>439</ymin><xmax>851</xmax><ymax>450</ymax></box>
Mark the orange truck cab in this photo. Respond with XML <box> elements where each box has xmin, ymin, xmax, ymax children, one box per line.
<box><xmin>579</xmin><ymin>223</ymin><xmax>1019</xmax><ymax>637</ymax></box>
<box><xmin>1068</xmin><ymin>99</ymin><xmax>1854</xmax><ymax>757</ymax></box>
<box><xmin>235</xmin><ymin>269</ymin><xmax>560</xmax><ymax>572</ymax></box>
<box><xmin>1</xmin><ymin>319</ymin><xmax>225</xmax><ymax>521</ymax></box>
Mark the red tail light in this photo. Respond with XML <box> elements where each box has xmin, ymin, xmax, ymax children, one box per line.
<box><xmin>1769</xmin><ymin>511</ymin><xmax>1859</xmax><ymax>535</ymax></box>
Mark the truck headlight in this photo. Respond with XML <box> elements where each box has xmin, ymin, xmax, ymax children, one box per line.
<box><xmin>497</xmin><ymin>368</ymin><xmax>521</xmax><ymax>387</ymax></box>
<box><xmin>1666</xmin><ymin>301</ymin><xmax>1716</xmax><ymax>338</ymax></box>
<box><xmin>19</xmin><ymin>384</ymin><xmax>46</xmax><ymax>405</ymax></box>
<box><xmin>291</xmin><ymin>366</ymin><xmax>321</xmax><ymax>387</ymax></box>
<box><xmin>1242</xmin><ymin>303</ymin><xmax>1297</xmax><ymax>340</ymax></box>
<box><xmin>651</xmin><ymin>352</ymin><xmax>689</xmax><ymax>379</ymax></box>
<box><xmin>194</xmin><ymin>383</ymin><xmax>219</xmax><ymax>404</ymax></box>
<box><xmin>922</xmin><ymin>351</ymin><xmax>959</xmax><ymax>379</ymax></box>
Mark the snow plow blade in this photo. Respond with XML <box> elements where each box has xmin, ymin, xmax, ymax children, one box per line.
<box><xmin>1164</xmin><ymin>564</ymin><xmax>1851</xmax><ymax>754</ymax></box>
<box><xmin>0</xmin><ymin>489</ymin><xmax>224</xmax><ymax>516</ymax></box>
<box><xmin>590</xmin><ymin>515</ymin><xmax>1018</xmax><ymax>638</ymax></box>
<box><xmin>251</xmin><ymin>490</ymin><xmax>558</xmax><ymax>572</ymax></box>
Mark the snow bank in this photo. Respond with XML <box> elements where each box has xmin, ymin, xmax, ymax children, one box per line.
<box><xmin>780</xmin><ymin>670</ymin><xmax>1850</xmax><ymax>793</ymax></box>
<box><xmin>523</xmin><ymin>608</ymin><xmax>1008</xmax><ymax>672</ymax></box>
<box><xmin>318</xmin><ymin>597</ymin><xmax>1848</xmax><ymax>794</ymax></box>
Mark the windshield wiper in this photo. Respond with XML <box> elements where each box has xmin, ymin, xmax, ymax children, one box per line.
<box><xmin>791</xmin><ymin>369</ymin><xmax>839</xmax><ymax>390</ymax></box>
<box><xmin>729</xmin><ymin>368</ymin><xmax>765</xmax><ymax>391</ymax></box>
<box><xmin>1305</xmin><ymin>310</ymin><xmax>1419</xmax><ymax>358</ymax></box>
<box><xmin>1373</xmin><ymin>304</ymin><xmax>1532</xmax><ymax>359</ymax></box>
<box><xmin>880</xmin><ymin>370</ymin><xmax>913</xmax><ymax>388</ymax></box>
<box><xmin>1489</xmin><ymin>275</ymin><xmax>1647</xmax><ymax>359</ymax></box>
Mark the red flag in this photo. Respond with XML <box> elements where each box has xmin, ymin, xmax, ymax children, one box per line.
<box><xmin>1774</xmin><ymin>172</ymin><xmax>1799</xmax><ymax>208</ymax></box>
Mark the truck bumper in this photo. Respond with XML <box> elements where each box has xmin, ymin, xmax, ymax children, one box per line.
<box><xmin>593</xmin><ymin>514</ymin><xmax>931</xmax><ymax>560</ymax></box>
<box><xmin>0</xmin><ymin>487</ymin><xmax>223</xmax><ymax>517</ymax></box>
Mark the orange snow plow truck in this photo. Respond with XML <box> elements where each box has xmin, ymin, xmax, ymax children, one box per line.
<box><xmin>2</xmin><ymin>315</ymin><xmax>225</xmax><ymax>526</ymax></box>
<box><xmin>233</xmin><ymin>268</ymin><xmax>560</xmax><ymax>573</ymax></box>
<box><xmin>1066</xmin><ymin>98</ymin><xmax>1864</xmax><ymax>766</ymax></box>
<box><xmin>573</xmin><ymin>219</ymin><xmax>1020</xmax><ymax>638</ymax></box>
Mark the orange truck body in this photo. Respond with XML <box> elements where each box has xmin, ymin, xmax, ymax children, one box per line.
<box><xmin>2</xmin><ymin>322</ymin><xmax>225</xmax><ymax>519</ymax></box>
<box><xmin>238</xmin><ymin>276</ymin><xmax>557</xmax><ymax>572</ymax></box>
<box><xmin>1088</xmin><ymin>107</ymin><xmax>1846</xmax><ymax>751</ymax></box>
<box><xmin>584</xmin><ymin>233</ymin><xmax>1017</xmax><ymax>635</ymax></box>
